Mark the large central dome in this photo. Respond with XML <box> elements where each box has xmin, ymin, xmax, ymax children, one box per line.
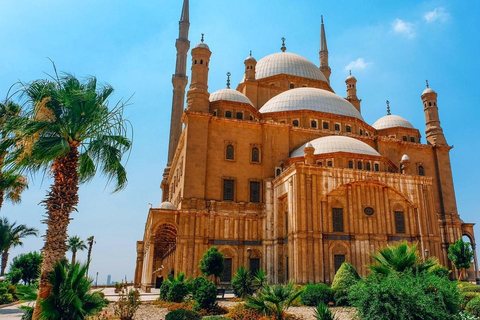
<box><xmin>259</xmin><ymin>87</ymin><xmax>364</xmax><ymax>121</ymax></box>
<box><xmin>255</xmin><ymin>52</ymin><xmax>327</xmax><ymax>81</ymax></box>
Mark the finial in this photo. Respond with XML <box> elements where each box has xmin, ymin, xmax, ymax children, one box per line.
<box><xmin>249</xmin><ymin>50</ymin><xmax>252</xmax><ymax>57</ymax></box>
<box><xmin>226</xmin><ymin>72</ymin><xmax>231</xmax><ymax>89</ymax></box>
<box><xmin>425</xmin><ymin>80</ymin><xmax>429</xmax><ymax>88</ymax></box>
<box><xmin>281</xmin><ymin>37</ymin><xmax>286</xmax><ymax>52</ymax></box>
<box><xmin>201</xmin><ymin>33</ymin><xmax>204</xmax><ymax>43</ymax></box>
<box><xmin>321</xmin><ymin>15</ymin><xmax>324</xmax><ymax>24</ymax></box>
<box><xmin>349</xmin><ymin>70</ymin><xmax>352</xmax><ymax>76</ymax></box>
<box><xmin>386</xmin><ymin>100</ymin><xmax>391</xmax><ymax>115</ymax></box>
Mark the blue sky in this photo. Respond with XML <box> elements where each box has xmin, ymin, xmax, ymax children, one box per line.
<box><xmin>1</xmin><ymin>0</ymin><xmax>479</xmax><ymax>283</ymax></box>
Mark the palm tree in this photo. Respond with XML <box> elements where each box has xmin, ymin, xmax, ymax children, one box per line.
<box><xmin>368</xmin><ymin>241</ymin><xmax>437</xmax><ymax>276</ymax></box>
<box><xmin>7</xmin><ymin>67</ymin><xmax>132</xmax><ymax>319</ymax></box>
<box><xmin>0</xmin><ymin>217</ymin><xmax>38</xmax><ymax>275</ymax></box>
<box><xmin>246</xmin><ymin>282</ymin><xmax>303</xmax><ymax>320</ymax></box>
<box><xmin>0</xmin><ymin>101</ymin><xmax>28</xmax><ymax>211</ymax></box>
<box><xmin>67</xmin><ymin>235</ymin><xmax>87</xmax><ymax>265</ymax></box>
<box><xmin>85</xmin><ymin>235</ymin><xmax>95</xmax><ymax>277</ymax></box>
<box><xmin>448</xmin><ymin>238</ymin><xmax>473</xmax><ymax>281</ymax></box>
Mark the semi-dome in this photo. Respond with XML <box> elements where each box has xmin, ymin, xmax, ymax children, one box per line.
<box><xmin>291</xmin><ymin>136</ymin><xmax>380</xmax><ymax>158</ymax></box>
<box><xmin>259</xmin><ymin>87</ymin><xmax>364</xmax><ymax>120</ymax></box>
<box><xmin>255</xmin><ymin>52</ymin><xmax>327</xmax><ymax>82</ymax></box>
<box><xmin>159</xmin><ymin>201</ymin><xmax>176</xmax><ymax>210</ymax></box>
<box><xmin>210</xmin><ymin>88</ymin><xmax>254</xmax><ymax>106</ymax></box>
<box><xmin>372</xmin><ymin>115</ymin><xmax>414</xmax><ymax>130</ymax></box>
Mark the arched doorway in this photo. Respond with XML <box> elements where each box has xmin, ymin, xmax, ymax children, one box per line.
<box><xmin>153</xmin><ymin>223</ymin><xmax>178</xmax><ymax>287</ymax></box>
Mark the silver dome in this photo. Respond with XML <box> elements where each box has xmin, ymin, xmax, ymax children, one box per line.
<box><xmin>210</xmin><ymin>89</ymin><xmax>254</xmax><ymax>106</ymax></box>
<box><xmin>159</xmin><ymin>201</ymin><xmax>176</xmax><ymax>210</ymax></box>
<box><xmin>259</xmin><ymin>87</ymin><xmax>364</xmax><ymax>121</ymax></box>
<box><xmin>255</xmin><ymin>52</ymin><xmax>327</xmax><ymax>81</ymax></box>
<box><xmin>291</xmin><ymin>136</ymin><xmax>380</xmax><ymax>158</ymax></box>
<box><xmin>372</xmin><ymin>115</ymin><xmax>414</xmax><ymax>130</ymax></box>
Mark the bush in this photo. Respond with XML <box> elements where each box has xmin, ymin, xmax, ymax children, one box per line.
<box><xmin>429</xmin><ymin>264</ymin><xmax>450</xmax><ymax>278</ymax></box>
<box><xmin>300</xmin><ymin>284</ymin><xmax>333</xmax><ymax>306</ymax></box>
<box><xmin>226</xmin><ymin>303</ymin><xmax>264</xmax><ymax>320</ymax></box>
<box><xmin>466</xmin><ymin>296</ymin><xmax>480</xmax><ymax>317</ymax></box>
<box><xmin>20</xmin><ymin>306</ymin><xmax>33</xmax><ymax>320</ymax></box>
<box><xmin>331</xmin><ymin>262</ymin><xmax>360</xmax><ymax>306</ymax></box>
<box><xmin>0</xmin><ymin>281</ymin><xmax>17</xmax><ymax>304</ymax></box>
<box><xmin>160</xmin><ymin>281</ymin><xmax>172</xmax><ymax>301</ymax></box>
<box><xmin>165</xmin><ymin>309</ymin><xmax>201</xmax><ymax>320</ymax></box>
<box><xmin>460</xmin><ymin>292</ymin><xmax>480</xmax><ymax>309</ymax></box>
<box><xmin>232</xmin><ymin>266</ymin><xmax>254</xmax><ymax>298</ymax></box>
<box><xmin>459</xmin><ymin>282</ymin><xmax>480</xmax><ymax>293</ymax></box>
<box><xmin>114</xmin><ymin>288</ymin><xmax>141</xmax><ymax>320</ymax></box>
<box><xmin>192</xmin><ymin>277</ymin><xmax>217</xmax><ymax>310</ymax></box>
<box><xmin>349</xmin><ymin>271</ymin><xmax>460</xmax><ymax>320</ymax></box>
<box><xmin>313</xmin><ymin>302</ymin><xmax>336</xmax><ymax>320</ymax></box>
<box><xmin>167</xmin><ymin>282</ymin><xmax>189</xmax><ymax>303</ymax></box>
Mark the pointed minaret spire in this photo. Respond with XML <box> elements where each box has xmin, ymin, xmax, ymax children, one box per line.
<box><xmin>386</xmin><ymin>100</ymin><xmax>391</xmax><ymax>115</ymax></box>
<box><xmin>319</xmin><ymin>15</ymin><xmax>331</xmax><ymax>83</ymax></box>
<box><xmin>163</xmin><ymin>0</ymin><xmax>191</xmax><ymax>200</ymax></box>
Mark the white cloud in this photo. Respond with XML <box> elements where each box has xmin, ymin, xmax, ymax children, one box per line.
<box><xmin>344</xmin><ymin>58</ymin><xmax>372</xmax><ymax>72</ymax></box>
<box><xmin>424</xmin><ymin>7</ymin><xmax>449</xmax><ymax>23</ymax></box>
<box><xmin>392</xmin><ymin>19</ymin><xmax>415</xmax><ymax>38</ymax></box>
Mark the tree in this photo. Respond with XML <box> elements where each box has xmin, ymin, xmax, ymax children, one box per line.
<box><xmin>10</xmin><ymin>251</ymin><xmax>42</xmax><ymax>285</ymax></box>
<box><xmin>199</xmin><ymin>246</ymin><xmax>224</xmax><ymax>284</ymax></box>
<box><xmin>6</xmin><ymin>67</ymin><xmax>132</xmax><ymax>319</ymax></box>
<box><xmin>40</xmin><ymin>260</ymin><xmax>107</xmax><ymax>320</ymax></box>
<box><xmin>231</xmin><ymin>266</ymin><xmax>253</xmax><ymax>298</ymax></box>
<box><xmin>0</xmin><ymin>101</ymin><xmax>28</xmax><ymax>211</ymax></box>
<box><xmin>368</xmin><ymin>241</ymin><xmax>437</xmax><ymax>276</ymax></box>
<box><xmin>67</xmin><ymin>235</ymin><xmax>87</xmax><ymax>265</ymax></box>
<box><xmin>85</xmin><ymin>235</ymin><xmax>95</xmax><ymax>277</ymax></box>
<box><xmin>448</xmin><ymin>238</ymin><xmax>474</xmax><ymax>281</ymax></box>
<box><xmin>0</xmin><ymin>217</ymin><xmax>38</xmax><ymax>275</ymax></box>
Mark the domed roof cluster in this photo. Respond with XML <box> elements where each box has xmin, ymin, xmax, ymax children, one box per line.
<box><xmin>210</xmin><ymin>89</ymin><xmax>254</xmax><ymax>106</ymax></box>
<box><xmin>291</xmin><ymin>136</ymin><xmax>380</xmax><ymax>158</ymax></box>
<box><xmin>255</xmin><ymin>52</ymin><xmax>327</xmax><ymax>82</ymax></box>
<box><xmin>372</xmin><ymin>115</ymin><xmax>414</xmax><ymax>130</ymax></box>
<box><xmin>259</xmin><ymin>87</ymin><xmax>364</xmax><ymax>121</ymax></box>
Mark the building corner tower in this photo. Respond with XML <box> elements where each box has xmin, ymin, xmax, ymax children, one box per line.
<box><xmin>162</xmin><ymin>0</ymin><xmax>190</xmax><ymax>201</ymax></box>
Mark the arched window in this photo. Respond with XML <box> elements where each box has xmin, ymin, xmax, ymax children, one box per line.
<box><xmin>225</xmin><ymin>111</ymin><xmax>232</xmax><ymax>118</ymax></box>
<box><xmin>311</xmin><ymin>120</ymin><xmax>317</xmax><ymax>128</ymax></box>
<box><xmin>276</xmin><ymin>168</ymin><xmax>282</xmax><ymax>176</ymax></box>
<box><xmin>292</xmin><ymin>120</ymin><xmax>299</xmax><ymax>127</ymax></box>
<box><xmin>249</xmin><ymin>181</ymin><xmax>261</xmax><ymax>203</ymax></box>
<box><xmin>366</xmin><ymin>162</ymin><xmax>371</xmax><ymax>171</ymax></box>
<box><xmin>194</xmin><ymin>60</ymin><xmax>197</xmax><ymax>65</ymax></box>
<box><xmin>410</xmin><ymin>137</ymin><xmax>415</xmax><ymax>143</ymax></box>
<box><xmin>418</xmin><ymin>166</ymin><xmax>425</xmax><ymax>176</ymax></box>
<box><xmin>403</xmin><ymin>136</ymin><xmax>407</xmax><ymax>141</ymax></box>
<box><xmin>327</xmin><ymin>161</ymin><xmax>333</xmax><ymax>167</ymax></box>
<box><xmin>394</xmin><ymin>211</ymin><xmax>406</xmax><ymax>234</ymax></box>
<box><xmin>375</xmin><ymin>163</ymin><xmax>380</xmax><ymax>171</ymax></box>
<box><xmin>357</xmin><ymin>161</ymin><xmax>362</xmax><ymax>170</ymax></box>
<box><xmin>323</xmin><ymin>122</ymin><xmax>329</xmax><ymax>130</ymax></box>
<box><xmin>289</xmin><ymin>83</ymin><xmax>294</xmax><ymax>89</ymax></box>
<box><xmin>236</xmin><ymin>112</ymin><xmax>243</xmax><ymax>120</ymax></box>
<box><xmin>428</xmin><ymin>102</ymin><xmax>432</xmax><ymax>106</ymax></box>
<box><xmin>317</xmin><ymin>162</ymin><xmax>323</xmax><ymax>166</ymax></box>
<box><xmin>359</xmin><ymin>129</ymin><xmax>364</xmax><ymax>136</ymax></box>
<box><xmin>251</xmin><ymin>147</ymin><xmax>260</xmax><ymax>163</ymax></box>
<box><xmin>226</xmin><ymin>144</ymin><xmax>234</xmax><ymax>160</ymax></box>
<box><xmin>334</xmin><ymin>124</ymin><xmax>340</xmax><ymax>131</ymax></box>
<box><xmin>348</xmin><ymin>161</ymin><xmax>353</xmax><ymax>169</ymax></box>
<box><xmin>332</xmin><ymin>208</ymin><xmax>344</xmax><ymax>232</ymax></box>
<box><xmin>200</xmin><ymin>59</ymin><xmax>203</xmax><ymax>64</ymax></box>
<box><xmin>223</xmin><ymin>179</ymin><xmax>235</xmax><ymax>201</ymax></box>
<box><xmin>346</xmin><ymin>126</ymin><xmax>352</xmax><ymax>133</ymax></box>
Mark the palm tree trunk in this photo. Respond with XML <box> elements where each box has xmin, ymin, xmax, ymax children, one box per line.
<box><xmin>0</xmin><ymin>190</ymin><xmax>4</xmax><ymax>211</ymax></box>
<box><xmin>86</xmin><ymin>236</ymin><xmax>94</xmax><ymax>277</ymax></box>
<box><xmin>71</xmin><ymin>250</ymin><xmax>76</xmax><ymax>265</ymax></box>
<box><xmin>1</xmin><ymin>249</ymin><xmax>9</xmax><ymax>276</ymax></box>
<box><xmin>33</xmin><ymin>146</ymin><xmax>79</xmax><ymax>320</ymax></box>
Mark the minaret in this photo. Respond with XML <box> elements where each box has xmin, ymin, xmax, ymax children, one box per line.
<box><xmin>186</xmin><ymin>34</ymin><xmax>212</xmax><ymax>113</ymax></box>
<box><xmin>319</xmin><ymin>16</ymin><xmax>331</xmax><ymax>83</ymax></box>
<box><xmin>421</xmin><ymin>81</ymin><xmax>447</xmax><ymax>146</ymax></box>
<box><xmin>244</xmin><ymin>51</ymin><xmax>257</xmax><ymax>81</ymax></box>
<box><xmin>345</xmin><ymin>70</ymin><xmax>361</xmax><ymax>112</ymax></box>
<box><xmin>166</xmin><ymin>0</ymin><xmax>190</xmax><ymax>168</ymax></box>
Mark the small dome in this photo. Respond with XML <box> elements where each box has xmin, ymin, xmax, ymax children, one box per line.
<box><xmin>346</xmin><ymin>75</ymin><xmax>356</xmax><ymax>82</ymax></box>
<box><xmin>291</xmin><ymin>136</ymin><xmax>380</xmax><ymax>158</ymax></box>
<box><xmin>255</xmin><ymin>52</ymin><xmax>327</xmax><ymax>81</ymax></box>
<box><xmin>245</xmin><ymin>55</ymin><xmax>256</xmax><ymax>62</ymax></box>
<box><xmin>194</xmin><ymin>42</ymin><xmax>210</xmax><ymax>50</ymax></box>
<box><xmin>401</xmin><ymin>154</ymin><xmax>410</xmax><ymax>162</ymax></box>
<box><xmin>305</xmin><ymin>142</ymin><xmax>313</xmax><ymax>148</ymax></box>
<box><xmin>422</xmin><ymin>87</ymin><xmax>435</xmax><ymax>95</ymax></box>
<box><xmin>159</xmin><ymin>202</ymin><xmax>176</xmax><ymax>210</ymax></box>
<box><xmin>372</xmin><ymin>115</ymin><xmax>414</xmax><ymax>130</ymax></box>
<box><xmin>259</xmin><ymin>87</ymin><xmax>364</xmax><ymax>121</ymax></box>
<box><xmin>210</xmin><ymin>88</ymin><xmax>254</xmax><ymax>106</ymax></box>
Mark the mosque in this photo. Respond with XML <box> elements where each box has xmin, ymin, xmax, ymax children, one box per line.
<box><xmin>134</xmin><ymin>0</ymin><xmax>477</xmax><ymax>290</ymax></box>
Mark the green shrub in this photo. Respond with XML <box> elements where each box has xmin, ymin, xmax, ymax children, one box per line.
<box><xmin>331</xmin><ymin>262</ymin><xmax>360</xmax><ymax>306</ymax></box>
<box><xmin>0</xmin><ymin>281</ymin><xmax>17</xmax><ymax>304</ymax></box>
<box><xmin>429</xmin><ymin>264</ymin><xmax>450</xmax><ymax>278</ymax></box>
<box><xmin>459</xmin><ymin>282</ymin><xmax>480</xmax><ymax>293</ymax></box>
<box><xmin>167</xmin><ymin>282</ymin><xmax>188</xmax><ymax>303</ymax></box>
<box><xmin>313</xmin><ymin>302</ymin><xmax>336</xmax><ymax>320</ymax></box>
<box><xmin>300</xmin><ymin>283</ymin><xmax>333</xmax><ymax>306</ymax></box>
<box><xmin>165</xmin><ymin>309</ymin><xmax>201</xmax><ymax>320</ymax></box>
<box><xmin>192</xmin><ymin>277</ymin><xmax>217</xmax><ymax>310</ymax></box>
<box><xmin>466</xmin><ymin>296</ymin><xmax>480</xmax><ymax>317</ymax></box>
<box><xmin>159</xmin><ymin>281</ymin><xmax>172</xmax><ymax>301</ymax></box>
<box><xmin>20</xmin><ymin>306</ymin><xmax>33</xmax><ymax>320</ymax></box>
<box><xmin>460</xmin><ymin>292</ymin><xmax>480</xmax><ymax>309</ymax></box>
<box><xmin>349</xmin><ymin>271</ymin><xmax>460</xmax><ymax>320</ymax></box>
<box><xmin>232</xmin><ymin>266</ymin><xmax>254</xmax><ymax>298</ymax></box>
